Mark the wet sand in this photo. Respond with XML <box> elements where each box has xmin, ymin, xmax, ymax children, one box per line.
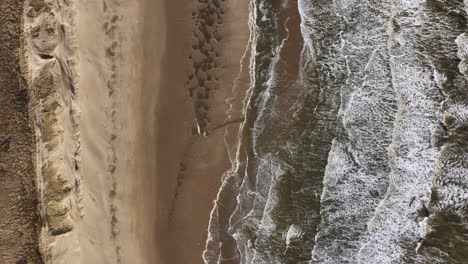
<box><xmin>145</xmin><ymin>0</ymin><xmax>251</xmax><ymax>263</ymax></box>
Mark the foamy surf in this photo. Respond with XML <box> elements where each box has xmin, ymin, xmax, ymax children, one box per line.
<box><xmin>204</xmin><ymin>0</ymin><xmax>468</xmax><ymax>263</ymax></box>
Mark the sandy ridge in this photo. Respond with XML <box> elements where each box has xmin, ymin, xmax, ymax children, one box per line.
<box><xmin>22</xmin><ymin>0</ymin><xmax>81</xmax><ymax>262</ymax></box>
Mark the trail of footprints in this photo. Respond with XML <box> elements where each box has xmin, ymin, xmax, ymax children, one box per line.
<box><xmin>168</xmin><ymin>161</ymin><xmax>188</xmax><ymax>225</ymax></box>
<box><xmin>187</xmin><ymin>0</ymin><xmax>226</xmax><ymax>135</ymax></box>
<box><xmin>103</xmin><ymin>0</ymin><xmax>121</xmax><ymax>262</ymax></box>
<box><xmin>167</xmin><ymin>0</ymin><xmax>227</xmax><ymax>225</ymax></box>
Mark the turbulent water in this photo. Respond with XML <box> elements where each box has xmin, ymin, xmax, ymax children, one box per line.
<box><xmin>204</xmin><ymin>0</ymin><xmax>468</xmax><ymax>263</ymax></box>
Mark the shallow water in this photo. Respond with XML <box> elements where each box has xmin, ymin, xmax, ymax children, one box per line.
<box><xmin>204</xmin><ymin>0</ymin><xmax>468</xmax><ymax>263</ymax></box>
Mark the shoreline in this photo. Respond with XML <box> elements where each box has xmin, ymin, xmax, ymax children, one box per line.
<box><xmin>150</xmin><ymin>0</ymin><xmax>251</xmax><ymax>263</ymax></box>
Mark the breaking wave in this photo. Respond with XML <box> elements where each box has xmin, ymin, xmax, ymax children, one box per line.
<box><xmin>204</xmin><ymin>0</ymin><xmax>468</xmax><ymax>263</ymax></box>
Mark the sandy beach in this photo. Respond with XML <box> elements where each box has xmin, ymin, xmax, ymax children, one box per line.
<box><xmin>17</xmin><ymin>0</ymin><xmax>251</xmax><ymax>263</ymax></box>
<box><xmin>69</xmin><ymin>0</ymin><xmax>250</xmax><ymax>262</ymax></box>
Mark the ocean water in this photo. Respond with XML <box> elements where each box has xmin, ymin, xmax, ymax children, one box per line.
<box><xmin>204</xmin><ymin>0</ymin><xmax>468</xmax><ymax>263</ymax></box>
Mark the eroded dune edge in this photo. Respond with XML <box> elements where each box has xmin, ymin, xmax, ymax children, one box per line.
<box><xmin>23</xmin><ymin>0</ymin><xmax>78</xmax><ymax>246</ymax></box>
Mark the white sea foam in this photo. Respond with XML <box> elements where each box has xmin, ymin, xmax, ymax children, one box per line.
<box><xmin>204</xmin><ymin>0</ymin><xmax>468</xmax><ymax>263</ymax></box>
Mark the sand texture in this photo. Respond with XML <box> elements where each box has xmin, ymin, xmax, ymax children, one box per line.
<box><xmin>142</xmin><ymin>0</ymin><xmax>251</xmax><ymax>263</ymax></box>
<box><xmin>0</xmin><ymin>1</ymin><xmax>42</xmax><ymax>263</ymax></box>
